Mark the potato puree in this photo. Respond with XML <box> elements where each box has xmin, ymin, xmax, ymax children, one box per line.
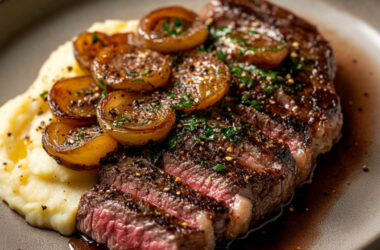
<box><xmin>0</xmin><ymin>20</ymin><xmax>138</xmax><ymax>235</ymax></box>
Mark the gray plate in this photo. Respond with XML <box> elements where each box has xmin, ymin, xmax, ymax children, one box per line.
<box><xmin>0</xmin><ymin>0</ymin><xmax>379</xmax><ymax>249</ymax></box>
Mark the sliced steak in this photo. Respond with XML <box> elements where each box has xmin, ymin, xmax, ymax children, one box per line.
<box><xmin>200</xmin><ymin>0</ymin><xmax>343</xmax><ymax>185</ymax></box>
<box><xmin>162</xmin><ymin>112</ymin><xmax>296</xmax><ymax>238</ymax></box>
<box><xmin>76</xmin><ymin>185</ymin><xmax>206</xmax><ymax>250</ymax></box>
<box><xmin>98</xmin><ymin>157</ymin><xmax>229</xmax><ymax>248</ymax></box>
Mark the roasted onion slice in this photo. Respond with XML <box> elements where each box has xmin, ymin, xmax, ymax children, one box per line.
<box><xmin>167</xmin><ymin>51</ymin><xmax>230</xmax><ymax>112</ymax></box>
<box><xmin>216</xmin><ymin>30</ymin><xmax>288</xmax><ymax>67</ymax></box>
<box><xmin>138</xmin><ymin>6</ymin><xmax>208</xmax><ymax>52</ymax></box>
<box><xmin>91</xmin><ymin>44</ymin><xmax>171</xmax><ymax>91</ymax></box>
<box><xmin>42</xmin><ymin>122</ymin><xmax>118</xmax><ymax>170</ymax></box>
<box><xmin>48</xmin><ymin>76</ymin><xmax>103</xmax><ymax>125</ymax></box>
<box><xmin>97</xmin><ymin>91</ymin><xmax>175</xmax><ymax>145</ymax></box>
<box><xmin>73</xmin><ymin>31</ymin><xmax>140</xmax><ymax>73</ymax></box>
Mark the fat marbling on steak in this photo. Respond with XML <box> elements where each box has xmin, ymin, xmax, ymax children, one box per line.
<box><xmin>76</xmin><ymin>0</ymin><xmax>343</xmax><ymax>249</ymax></box>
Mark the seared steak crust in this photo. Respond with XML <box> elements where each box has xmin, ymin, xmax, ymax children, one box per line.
<box><xmin>98</xmin><ymin>157</ymin><xmax>229</xmax><ymax>245</ymax></box>
<box><xmin>163</xmin><ymin>111</ymin><xmax>296</xmax><ymax>237</ymax></box>
<box><xmin>76</xmin><ymin>185</ymin><xmax>206</xmax><ymax>250</ymax></box>
<box><xmin>200</xmin><ymin>0</ymin><xmax>343</xmax><ymax>184</ymax></box>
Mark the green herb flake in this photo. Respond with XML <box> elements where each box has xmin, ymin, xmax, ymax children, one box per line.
<box><xmin>91</xmin><ymin>34</ymin><xmax>99</xmax><ymax>43</ymax></box>
<box><xmin>295</xmin><ymin>83</ymin><xmax>303</xmax><ymax>91</ymax></box>
<box><xmin>202</xmin><ymin>127</ymin><xmax>216</xmax><ymax>141</ymax></box>
<box><xmin>173</xmin><ymin>18</ymin><xmax>183</xmax><ymax>27</ymax></box>
<box><xmin>229</xmin><ymin>65</ymin><xmax>243</xmax><ymax>76</ymax></box>
<box><xmin>91</xmin><ymin>34</ymin><xmax>105</xmax><ymax>47</ymax></box>
<box><xmin>141</xmin><ymin>69</ymin><xmax>150</xmax><ymax>76</ymax></box>
<box><xmin>241</xmin><ymin>94</ymin><xmax>263</xmax><ymax>111</ymax></box>
<box><xmin>168</xmin><ymin>137</ymin><xmax>182</xmax><ymax>149</ymax></box>
<box><xmin>263</xmin><ymin>86</ymin><xmax>274</xmax><ymax>94</ymax></box>
<box><xmin>132</xmin><ymin>78</ymin><xmax>144</xmax><ymax>82</ymax></box>
<box><xmin>213</xmin><ymin>164</ymin><xmax>228</xmax><ymax>172</ymax></box>
<box><xmin>221</xmin><ymin>126</ymin><xmax>241</xmax><ymax>143</ymax></box>
<box><xmin>98</xmin><ymin>79</ymin><xmax>108</xmax><ymax>98</ymax></box>
<box><xmin>145</xmin><ymin>81</ymin><xmax>154</xmax><ymax>88</ymax></box>
<box><xmin>211</xmin><ymin>25</ymin><xmax>232</xmax><ymax>39</ymax></box>
<box><xmin>178</xmin><ymin>94</ymin><xmax>194</xmax><ymax>108</ymax></box>
<box><xmin>165</xmin><ymin>90</ymin><xmax>176</xmax><ymax>99</ymax></box>
<box><xmin>126</xmin><ymin>72</ymin><xmax>139</xmax><ymax>77</ymax></box>
<box><xmin>112</xmin><ymin>116</ymin><xmax>131</xmax><ymax>126</ymax></box>
<box><xmin>40</xmin><ymin>91</ymin><xmax>48</xmax><ymax>99</ymax></box>
<box><xmin>216</xmin><ymin>51</ymin><xmax>227</xmax><ymax>62</ymax></box>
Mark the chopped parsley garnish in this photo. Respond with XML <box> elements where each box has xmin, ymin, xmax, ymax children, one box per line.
<box><xmin>126</xmin><ymin>72</ymin><xmax>138</xmax><ymax>77</ymax></box>
<box><xmin>221</xmin><ymin>126</ymin><xmax>241</xmax><ymax>143</ymax></box>
<box><xmin>178</xmin><ymin>94</ymin><xmax>194</xmax><ymax>108</ymax></box>
<box><xmin>112</xmin><ymin>116</ymin><xmax>131</xmax><ymax>126</ymax></box>
<box><xmin>229</xmin><ymin>65</ymin><xmax>243</xmax><ymax>76</ymax></box>
<box><xmin>295</xmin><ymin>83</ymin><xmax>303</xmax><ymax>91</ymax></box>
<box><xmin>85</xmin><ymin>90</ymin><xmax>94</xmax><ymax>96</ymax></box>
<box><xmin>40</xmin><ymin>91</ymin><xmax>48</xmax><ymax>99</ymax></box>
<box><xmin>213</xmin><ymin>164</ymin><xmax>228</xmax><ymax>172</ymax></box>
<box><xmin>183</xmin><ymin>116</ymin><xmax>207</xmax><ymax>131</ymax></box>
<box><xmin>145</xmin><ymin>81</ymin><xmax>155</xmax><ymax>88</ymax></box>
<box><xmin>162</xmin><ymin>18</ymin><xmax>184</xmax><ymax>36</ymax></box>
<box><xmin>75</xmin><ymin>91</ymin><xmax>81</xmax><ymax>97</ymax></box>
<box><xmin>91</xmin><ymin>34</ymin><xmax>105</xmax><ymax>47</ymax></box>
<box><xmin>263</xmin><ymin>86</ymin><xmax>274</xmax><ymax>94</ymax></box>
<box><xmin>241</xmin><ymin>94</ymin><xmax>264</xmax><ymax>111</ymax></box>
<box><xmin>216</xmin><ymin>51</ymin><xmax>227</xmax><ymax>62</ymax></box>
<box><xmin>211</xmin><ymin>25</ymin><xmax>232</xmax><ymax>39</ymax></box>
<box><xmin>98</xmin><ymin>79</ymin><xmax>108</xmax><ymax>98</ymax></box>
<box><xmin>132</xmin><ymin>78</ymin><xmax>144</xmax><ymax>82</ymax></box>
<box><xmin>91</xmin><ymin>34</ymin><xmax>99</xmax><ymax>43</ymax></box>
<box><xmin>165</xmin><ymin>90</ymin><xmax>176</xmax><ymax>99</ymax></box>
<box><xmin>168</xmin><ymin>137</ymin><xmax>182</xmax><ymax>148</ymax></box>
<box><xmin>173</xmin><ymin>18</ymin><xmax>183</xmax><ymax>27</ymax></box>
<box><xmin>171</xmin><ymin>53</ymin><xmax>181</xmax><ymax>67</ymax></box>
<box><xmin>202</xmin><ymin>127</ymin><xmax>216</xmax><ymax>141</ymax></box>
<box><xmin>141</xmin><ymin>69</ymin><xmax>150</xmax><ymax>76</ymax></box>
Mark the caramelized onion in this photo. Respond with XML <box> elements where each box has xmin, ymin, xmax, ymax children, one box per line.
<box><xmin>97</xmin><ymin>91</ymin><xmax>175</xmax><ymax>145</ymax></box>
<box><xmin>73</xmin><ymin>31</ymin><xmax>140</xmax><ymax>73</ymax></box>
<box><xmin>216</xmin><ymin>30</ymin><xmax>288</xmax><ymax>67</ymax></box>
<box><xmin>138</xmin><ymin>6</ymin><xmax>208</xmax><ymax>52</ymax></box>
<box><xmin>91</xmin><ymin>44</ymin><xmax>171</xmax><ymax>91</ymax></box>
<box><xmin>167</xmin><ymin>51</ymin><xmax>230</xmax><ymax>112</ymax></box>
<box><xmin>42</xmin><ymin>122</ymin><xmax>118</xmax><ymax>170</ymax></box>
<box><xmin>48</xmin><ymin>76</ymin><xmax>103</xmax><ymax>125</ymax></box>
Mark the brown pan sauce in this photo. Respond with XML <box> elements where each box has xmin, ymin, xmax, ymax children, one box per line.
<box><xmin>69</xmin><ymin>25</ymin><xmax>377</xmax><ymax>250</ymax></box>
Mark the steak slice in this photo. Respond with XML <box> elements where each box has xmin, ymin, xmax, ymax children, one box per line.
<box><xmin>98</xmin><ymin>157</ymin><xmax>229</xmax><ymax>248</ymax></box>
<box><xmin>76</xmin><ymin>185</ymin><xmax>206</xmax><ymax>250</ymax></box>
<box><xmin>200</xmin><ymin>0</ymin><xmax>343</xmax><ymax>185</ymax></box>
<box><xmin>163</xmin><ymin>112</ymin><xmax>296</xmax><ymax>238</ymax></box>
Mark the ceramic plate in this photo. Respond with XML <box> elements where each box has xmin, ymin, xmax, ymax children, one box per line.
<box><xmin>0</xmin><ymin>0</ymin><xmax>379</xmax><ymax>249</ymax></box>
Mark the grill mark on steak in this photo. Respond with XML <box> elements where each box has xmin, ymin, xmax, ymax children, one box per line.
<box><xmin>200</xmin><ymin>0</ymin><xmax>343</xmax><ymax>184</ymax></box>
<box><xmin>98</xmin><ymin>157</ymin><xmax>229</xmax><ymax>247</ymax></box>
<box><xmin>76</xmin><ymin>185</ymin><xmax>206</xmax><ymax>250</ymax></box>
